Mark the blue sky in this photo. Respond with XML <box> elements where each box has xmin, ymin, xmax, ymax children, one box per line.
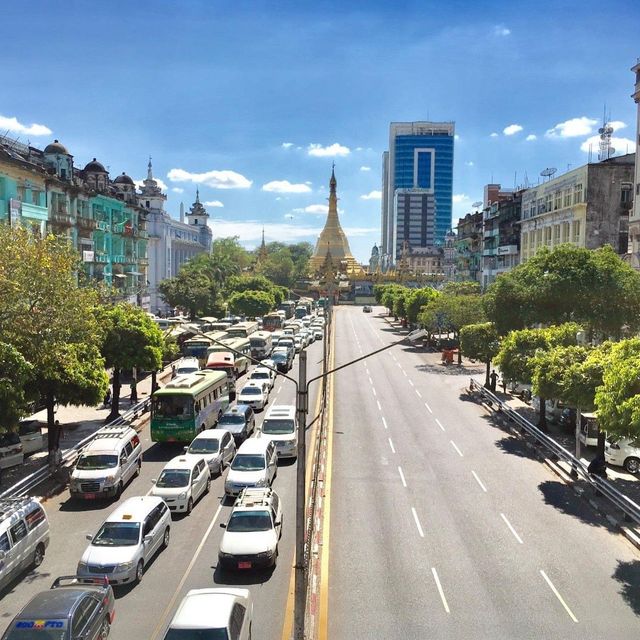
<box><xmin>3</xmin><ymin>0</ymin><xmax>640</xmax><ymax>262</ymax></box>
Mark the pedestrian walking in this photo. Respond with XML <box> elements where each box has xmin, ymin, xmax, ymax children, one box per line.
<box><xmin>489</xmin><ymin>369</ymin><xmax>498</xmax><ymax>393</ymax></box>
<box><xmin>171</xmin><ymin>364</ymin><xmax>176</xmax><ymax>379</ymax></box>
<box><xmin>500</xmin><ymin>376</ymin><xmax>507</xmax><ymax>394</ymax></box>
<box><xmin>103</xmin><ymin>388</ymin><xmax>112</xmax><ymax>408</ymax></box>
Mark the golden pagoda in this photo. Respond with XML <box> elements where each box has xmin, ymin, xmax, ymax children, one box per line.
<box><xmin>308</xmin><ymin>166</ymin><xmax>359</xmax><ymax>275</ymax></box>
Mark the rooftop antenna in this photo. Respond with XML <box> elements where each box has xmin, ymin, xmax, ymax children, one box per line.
<box><xmin>540</xmin><ymin>167</ymin><xmax>557</xmax><ymax>183</ymax></box>
<box><xmin>472</xmin><ymin>201</ymin><xmax>483</xmax><ymax>211</ymax></box>
<box><xmin>598</xmin><ymin>108</ymin><xmax>615</xmax><ymax>161</ymax></box>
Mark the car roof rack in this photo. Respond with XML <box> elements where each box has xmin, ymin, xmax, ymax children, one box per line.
<box><xmin>235</xmin><ymin>487</ymin><xmax>273</xmax><ymax>507</ymax></box>
<box><xmin>93</xmin><ymin>426</ymin><xmax>132</xmax><ymax>440</ymax></box>
<box><xmin>0</xmin><ymin>496</ymin><xmax>35</xmax><ymax>520</ymax></box>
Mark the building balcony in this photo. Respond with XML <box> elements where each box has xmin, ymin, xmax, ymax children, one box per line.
<box><xmin>138</xmin><ymin>257</ymin><xmax>149</xmax><ymax>266</ymax></box>
<box><xmin>482</xmin><ymin>248</ymin><xmax>497</xmax><ymax>257</ymax></box>
<box><xmin>96</xmin><ymin>220</ymin><xmax>110</xmax><ymax>232</ymax></box>
<box><xmin>112</xmin><ymin>255</ymin><xmax>126</xmax><ymax>264</ymax></box>
<box><xmin>77</xmin><ymin>216</ymin><xmax>98</xmax><ymax>231</ymax></box>
<box><xmin>51</xmin><ymin>212</ymin><xmax>74</xmax><ymax>227</ymax></box>
<box><xmin>484</xmin><ymin>228</ymin><xmax>499</xmax><ymax>238</ymax></box>
<box><xmin>95</xmin><ymin>253</ymin><xmax>108</xmax><ymax>263</ymax></box>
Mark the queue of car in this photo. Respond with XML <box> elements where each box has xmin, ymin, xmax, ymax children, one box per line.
<box><xmin>0</xmin><ymin>308</ymin><xmax>322</xmax><ymax>638</ymax></box>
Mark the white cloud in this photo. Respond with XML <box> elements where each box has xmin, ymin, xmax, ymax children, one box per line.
<box><xmin>0</xmin><ymin>114</ymin><xmax>52</xmax><ymax>137</ymax></box>
<box><xmin>281</xmin><ymin>142</ymin><xmax>294</xmax><ymax>148</ymax></box>
<box><xmin>503</xmin><ymin>124</ymin><xmax>523</xmax><ymax>136</ymax></box>
<box><xmin>135</xmin><ymin>177</ymin><xmax>168</xmax><ymax>191</ymax></box>
<box><xmin>452</xmin><ymin>194</ymin><xmax>470</xmax><ymax>204</ymax></box>
<box><xmin>204</xmin><ymin>200</ymin><xmax>224</xmax><ymax>208</ymax></box>
<box><xmin>609</xmin><ymin>121</ymin><xmax>627</xmax><ymax>132</ymax></box>
<box><xmin>307</xmin><ymin>142</ymin><xmax>350</xmax><ymax>157</ymax></box>
<box><xmin>526</xmin><ymin>134</ymin><xmax>537</xmax><ymax>141</ymax></box>
<box><xmin>546</xmin><ymin>116</ymin><xmax>598</xmax><ymax>138</ymax></box>
<box><xmin>580</xmin><ymin>135</ymin><xmax>636</xmax><ymax>154</ymax></box>
<box><xmin>360</xmin><ymin>190</ymin><xmax>382</xmax><ymax>200</ymax></box>
<box><xmin>454</xmin><ymin>134</ymin><xmax>460</xmax><ymax>140</ymax></box>
<box><xmin>465</xmin><ymin>161</ymin><xmax>474</xmax><ymax>166</ymax></box>
<box><xmin>494</xmin><ymin>25</ymin><xmax>511</xmax><ymax>36</ymax></box>
<box><xmin>167</xmin><ymin>168</ymin><xmax>252</xmax><ymax>189</ymax></box>
<box><xmin>490</xmin><ymin>132</ymin><xmax>499</xmax><ymax>138</ymax></box>
<box><xmin>360</xmin><ymin>166</ymin><xmax>371</xmax><ymax>172</ymax></box>
<box><xmin>262</xmin><ymin>180</ymin><xmax>312</xmax><ymax>194</ymax></box>
<box><xmin>300</xmin><ymin>204</ymin><xmax>327</xmax><ymax>214</ymax></box>
<box><xmin>171</xmin><ymin>187</ymin><xmax>184</xmax><ymax>193</ymax></box>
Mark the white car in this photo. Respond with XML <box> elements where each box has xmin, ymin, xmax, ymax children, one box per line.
<box><xmin>218</xmin><ymin>488</ymin><xmax>282</xmax><ymax>570</ymax></box>
<box><xmin>249</xmin><ymin>366</ymin><xmax>275</xmax><ymax>390</ymax></box>
<box><xmin>293</xmin><ymin>336</ymin><xmax>303</xmax><ymax>353</ymax></box>
<box><xmin>313</xmin><ymin>328</ymin><xmax>323</xmax><ymax>341</ymax></box>
<box><xmin>260</xmin><ymin>358</ymin><xmax>276</xmax><ymax>370</ymax></box>
<box><xmin>175</xmin><ymin>357</ymin><xmax>200</xmax><ymax>377</ymax></box>
<box><xmin>298</xmin><ymin>330</ymin><xmax>311</xmax><ymax>347</ymax></box>
<box><xmin>258</xmin><ymin>405</ymin><xmax>298</xmax><ymax>459</ymax></box>
<box><xmin>184</xmin><ymin>429</ymin><xmax>236</xmax><ymax>476</ymax></box>
<box><xmin>237</xmin><ymin>381</ymin><xmax>269</xmax><ymax>411</ymax></box>
<box><xmin>151</xmin><ymin>456</ymin><xmax>210</xmax><ymax>514</ymax></box>
<box><xmin>162</xmin><ymin>588</ymin><xmax>252</xmax><ymax>639</ymax></box>
<box><xmin>224</xmin><ymin>439</ymin><xmax>278</xmax><ymax>498</ymax></box>
<box><xmin>605</xmin><ymin>437</ymin><xmax>640</xmax><ymax>473</ymax></box>
<box><xmin>77</xmin><ymin>496</ymin><xmax>171</xmax><ymax>585</ymax></box>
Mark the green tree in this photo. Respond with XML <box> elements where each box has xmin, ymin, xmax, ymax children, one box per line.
<box><xmin>0</xmin><ymin>226</ymin><xmax>108</xmax><ymax>450</ymax></box>
<box><xmin>460</xmin><ymin>322</ymin><xmax>500</xmax><ymax>387</ymax></box>
<box><xmin>441</xmin><ymin>281</ymin><xmax>482</xmax><ymax>296</ymax></box>
<box><xmin>0</xmin><ymin>342</ymin><xmax>34</xmax><ymax>432</ymax></box>
<box><xmin>99</xmin><ymin>304</ymin><xmax>164</xmax><ymax>421</ymax></box>
<box><xmin>159</xmin><ymin>266</ymin><xmax>217</xmax><ymax>320</ymax></box>
<box><xmin>406</xmin><ymin>287</ymin><xmax>438</xmax><ymax>324</ymax></box>
<box><xmin>259</xmin><ymin>250</ymin><xmax>296</xmax><ymax>286</ymax></box>
<box><xmin>224</xmin><ymin>274</ymin><xmax>286</xmax><ymax>307</ymax></box>
<box><xmin>228</xmin><ymin>290</ymin><xmax>276</xmax><ymax>318</ymax></box>
<box><xmin>209</xmin><ymin>237</ymin><xmax>250</xmax><ymax>281</ymax></box>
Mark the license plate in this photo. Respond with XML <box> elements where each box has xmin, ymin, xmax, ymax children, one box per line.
<box><xmin>84</xmin><ymin>493</ymin><xmax>96</xmax><ymax>499</ymax></box>
<box><xmin>238</xmin><ymin>561</ymin><xmax>252</xmax><ymax>569</ymax></box>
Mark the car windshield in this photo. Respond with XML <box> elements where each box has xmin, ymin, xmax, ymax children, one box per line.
<box><xmin>251</xmin><ymin>372</ymin><xmax>268</xmax><ymax>379</ymax></box>
<box><xmin>227</xmin><ymin>510</ymin><xmax>272</xmax><ymax>532</ymax></box>
<box><xmin>177</xmin><ymin>367</ymin><xmax>198</xmax><ymax>375</ymax></box>
<box><xmin>262</xmin><ymin>419</ymin><xmax>295</xmax><ymax>435</ymax></box>
<box><xmin>5</xmin><ymin>626</ymin><xmax>68</xmax><ymax>640</ymax></box>
<box><xmin>76</xmin><ymin>454</ymin><xmax>118</xmax><ymax>470</ymax></box>
<box><xmin>163</xmin><ymin>630</ymin><xmax>228</xmax><ymax>640</ymax></box>
<box><xmin>188</xmin><ymin>439</ymin><xmax>220</xmax><ymax>454</ymax></box>
<box><xmin>241</xmin><ymin>387</ymin><xmax>261</xmax><ymax>395</ymax></box>
<box><xmin>231</xmin><ymin>454</ymin><xmax>265</xmax><ymax>471</ymax></box>
<box><xmin>153</xmin><ymin>396</ymin><xmax>193</xmax><ymax>419</ymax></box>
<box><xmin>157</xmin><ymin>469</ymin><xmax>190</xmax><ymax>488</ymax></box>
<box><xmin>220</xmin><ymin>414</ymin><xmax>246</xmax><ymax>425</ymax></box>
<box><xmin>93</xmin><ymin>521</ymin><xmax>140</xmax><ymax>546</ymax></box>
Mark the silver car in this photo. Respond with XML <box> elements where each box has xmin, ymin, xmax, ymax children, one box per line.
<box><xmin>184</xmin><ymin>429</ymin><xmax>236</xmax><ymax>476</ymax></box>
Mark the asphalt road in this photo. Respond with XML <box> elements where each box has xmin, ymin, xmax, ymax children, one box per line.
<box><xmin>327</xmin><ymin>306</ymin><xmax>640</xmax><ymax>640</ymax></box>
<box><xmin>0</xmin><ymin>338</ymin><xmax>325</xmax><ymax>640</ymax></box>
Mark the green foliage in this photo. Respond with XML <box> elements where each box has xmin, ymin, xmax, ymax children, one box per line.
<box><xmin>224</xmin><ymin>275</ymin><xmax>285</xmax><ymax>307</ymax></box>
<box><xmin>459</xmin><ymin>322</ymin><xmax>500</xmax><ymax>364</ymax></box>
<box><xmin>258</xmin><ymin>250</ymin><xmax>295</xmax><ymax>286</ymax></box>
<box><xmin>595</xmin><ymin>339</ymin><xmax>640</xmax><ymax>438</ymax></box>
<box><xmin>405</xmin><ymin>288</ymin><xmax>438</xmax><ymax>324</ymax></box>
<box><xmin>531</xmin><ymin>345</ymin><xmax>591</xmax><ymax>407</ymax></box>
<box><xmin>0</xmin><ymin>342</ymin><xmax>34</xmax><ymax>431</ymax></box>
<box><xmin>419</xmin><ymin>293</ymin><xmax>485</xmax><ymax>335</ymax></box>
<box><xmin>228</xmin><ymin>290</ymin><xmax>276</xmax><ymax>318</ymax></box>
<box><xmin>159</xmin><ymin>267</ymin><xmax>217</xmax><ymax>320</ymax></box>
<box><xmin>441</xmin><ymin>281</ymin><xmax>481</xmax><ymax>296</ymax></box>
<box><xmin>210</xmin><ymin>237</ymin><xmax>250</xmax><ymax>278</ymax></box>
<box><xmin>484</xmin><ymin>244</ymin><xmax>640</xmax><ymax>337</ymax></box>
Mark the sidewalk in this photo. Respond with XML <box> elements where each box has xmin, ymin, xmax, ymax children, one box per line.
<box><xmin>1</xmin><ymin>364</ymin><xmax>175</xmax><ymax>491</ymax></box>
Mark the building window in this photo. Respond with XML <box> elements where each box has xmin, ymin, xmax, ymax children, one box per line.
<box><xmin>553</xmin><ymin>225</ymin><xmax>560</xmax><ymax>243</ymax></box>
<box><xmin>554</xmin><ymin>191</ymin><xmax>562</xmax><ymax>210</ymax></box>
<box><xmin>545</xmin><ymin>194</ymin><xmax>553</xmax><ymax>213</ymax></box>
<box><xmin>574</xmin><ymin>184</ymin><xmax>583</xmax><ymax>204</ymax></box>
<box><xmin>537</xmin><ymin>198</ymin><xmax>545</xmax><ymax>214</ymax></box>
<box><xmin>562</xmin><ymin>222</ymin><xmax>570</xmax><ymax>242</ymax></box>
<box><xmin>564</xmin><ymin>189</ymin><xmax>572</xmax><ymax>207</ymax></box>
<box><xmin>544</xmin><ymin>227</ymin><xmax>552</xmax><ymax>246</ymax></box>
<box><xmin>621</xmin><ymin>183</ymin><xmax>633</xmax><ymax>204</ymax></box>
<box><xmin>572</xmin><ymin>220</ymin><xmax>581</xmax><ymax>243</ymax></box>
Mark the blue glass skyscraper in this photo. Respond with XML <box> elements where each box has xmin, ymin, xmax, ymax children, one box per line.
<box><xmin>381</xmin><ymin>122</ymin><xmax>454</xmax><ymax>264</ymax></box>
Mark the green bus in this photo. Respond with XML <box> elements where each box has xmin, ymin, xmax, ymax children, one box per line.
<box><xmin>151</xmin><ymin>370</ymin><xmax>230</xmax><ymax>443</ymax></box>
<box><xmin>181</xmin><ymin>330</ymin><xmax>229</xmax><ymax>366</ymax></box>
<box><xmin>206</xmin><ymin>337</ymin><xmax>251</xmax><ymax>377</ymax></box>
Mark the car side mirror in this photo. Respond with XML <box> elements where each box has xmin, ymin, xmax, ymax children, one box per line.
<box><xmin>85</xmin><ymin>534</ymin><xmax>93</xmax><ymax>541</ymax></box>
<box><xmin>151</xmin><ymin>479</ymin><xmax>156</xmax><ymax>484</ymax></box>
<box><xmin>0</xmin><ymin>550</ymin><xmax>6</xmax><ymax>560</ymax></box>
<box><xmin>274</xmin><ymin>520</ymin><xmax>281</xmax><ymax>526</ymax></box>
<box><xmin>220</xmin><ymin>522</ymin><xmax>226</xmax><ymax>528</ymax></box>
<box><xmin>183</xmin><ymin>446</ymin><xmax>188</xmax><ymax>453</ymax></box>
<box><xmin>144</xmin><ymin>534</ymin><xmax>153</xmax><ymax>543</ymax></box>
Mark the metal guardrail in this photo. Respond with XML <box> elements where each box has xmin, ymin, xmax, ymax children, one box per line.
<box><xmin>0</xmin><ymin>398</ymin><xmax>151</xmax><ymax>500</ymax></box>
<box><xmin>469</xmin><ymin>378</ymin><xmax>640</xmax><ymax>527</ymax></box>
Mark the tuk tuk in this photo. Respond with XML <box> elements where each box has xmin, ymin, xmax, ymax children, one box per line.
<box><xmin>578</xmin><ymin>412</ymin><xmax>599</xmax><ymax>447</ymax></box>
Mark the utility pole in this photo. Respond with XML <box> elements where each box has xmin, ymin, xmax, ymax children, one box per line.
<box><xmin>294</xmin><ymin>349</ymin><xmax>308</xmax><ymax>639</ymax></box>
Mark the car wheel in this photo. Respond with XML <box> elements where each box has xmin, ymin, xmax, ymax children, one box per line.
<box><xmin>186</xmin><ymin>497</ymin><xmax>193</xmax><ymax>515</ymax></box>
<box><xmin>135</xmin><ymin>560</ymin><xmax>144</xmax><ymax>584</ymax></box>
<box><xmin>99</xmin><ymin>617</ymin><xmax>110</xmax><ymax>640</ymax></box>
<box><xmin>624</xmin><ymin>457</ymin><xmax>640</xmax><ymax>474</ymax></box>
<box><xmin>114</xmin><ymin>482</ymin><xmax>123</xmax><ymax>500</ymax></box>
<box><xmin>205</xmin><ymin>477</ymin><xmax>211</xmax><ymax>494</ymax></box>
<box><xmin>32</xmin><ymin>542</ymin><xmax>45</xmax><ymax>568</ymax></box>
<box><xmin>162</xmin><ymin>527</ymin><xmax>170</xmax><ymax>548</ymax></box>
<box><xmin>135</xmin><ymin>460</ymin><xmax>142</xmax><ymax>477</ymax></box>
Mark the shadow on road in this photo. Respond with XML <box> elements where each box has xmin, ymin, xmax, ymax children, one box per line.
<box><xmin>0</xmin><ymin>569</ymin><xmax>53</xmax><ymax>607</ymax></box>
<box><xmin>212</xmin><ymin>564</ymin><xmax>275</xmax><ymax>586</ymax></box>
<box><xmin>142</xmin><ymin>442</ymin><xmax>183</xmax><ymax>463</ymax></box>
<box><xmin>538</xmin><ymin>480</ymin><xmax>615</xmax><ymax>530</ymax></box>
<box><xmin>59</xmin><ymin>496</ymin><xmax>116</xmax><ymax>513</ymax></box>
<box><xmin>416</xmin><ymin>362</ymin><xmax>482</xmax><ymax>377</ymax></box>
<box><xmin>612</xmin><ymin>560</ymin><xmax>640</xmax><ymax>616</ymax></box>
<box><xmin>495</xmin><ymin>435</ymin><xmax>541</xmax><ymax>461</ymax></box>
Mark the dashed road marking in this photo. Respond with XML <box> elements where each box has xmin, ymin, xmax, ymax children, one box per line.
<box><xmin>368</xmin><ymin>376</ymin><xmax>373</xmax><ymax>385</ymax></box>
<box><xmin>540</xmin><ymin>570</ymin><xmax>578</xmax><ymax>622</ymax></box>
<box><xmin>450</xmin><ymin>440</ymin><xmax>463</xmax><ymax>457</ymax></box>
<box><xmin>415</xmin><ymin>389</ymin><xmax>422</xmax><ymax>398</ymax></box>
<box><xmin>500</xmin><ymin>513</ymin><xmax>523</xmax><ymax>544</ymax></box>
<box><xmin>381</xmin><ymin>417</ymin><xmax>388</xmax><ymax>430</ymax></box>
<box><xmin>398</xmin><ymin>466</ymin><xmax>407</xmax><ymax>487</ymax></box>
<box><xmin>376</xmin><ymin>400</ymin><xmax>382</xmax><ymax>411</ymax></box>
<box><xmin>432</xmin><ymin>568</ymin><xmax>450</xmax><ymax>613</ymax></box>
<box><xmin>435</xmin><ymin>418</ymin><xmax>445</xmax><ymax>431</ymax></box>
<box><xmin>411</xmin><ymin>507</ymin><xmax>425</xmax><ymax>538</ymax></box>
<box><xmin>388</xmin><ymin>437</ymin><xmax>396</xmax><ymax>454</ymax></box>
<box><xmin>472</xmin><ymin>470</ymin><xmax>488</xmax><ymax>493</ymax></box>
<box><xmin>408</xmin><ymin>379</ymin><xmax>414</xmax><ymax>387</ymax></box>
<box><xmin>372</xmin><ymin>387</ymin><xmax>377</xmax><ymax>397</ymax></box>
<box><xmin>425</xmin><ymin>402</ymin><xmax>433</xmax><ymax>414</ymax></box>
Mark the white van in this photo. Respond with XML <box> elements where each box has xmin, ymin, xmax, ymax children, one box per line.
<box><xmin>258</xmin><ymin>405</ymin><xmax>298</xmax><ymax>459</ymax></box>
<box><xmin>70</xmin><ymin>426</ymin><xmax>143</xmax><ymax>500</ymax></box>
<box><xmin>78</xmin><ymin>495</ymin><xmax>171</xmax><ymax>586</ymax></box>
<box><xmin>224</xmin><ymin>439</ymin><xmax>277</xmax><ymax>498</ymax></box>
<box><xmin>151</xmin><ymin>455</ymin><xmax>210</xmax><ymax>515</ymax></box>
<box><xmin>0</xmin><ymin>497</ymin><xmax>50</xmax><ymax>592</ymax></box>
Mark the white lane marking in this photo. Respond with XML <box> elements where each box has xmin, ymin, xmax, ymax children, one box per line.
<box><xmin>388</xmin><ymin>437</ymin><xmax>396</xmax><ymax>454</ymax></box>
<box><xmin>376</xmin><ymin>400</ymin><xmax>382</xmax><ymax>411</ymax></box>
<box><xmin>368</xmin><ymin>376</ymin><xmax>373</xmax><ymax>384</ymax></box>
<box><xmin>372</xmin><ymin>387</ymin><xmax>377</xmax><ymax>397</ymax></box>
<box><xmin>424</xmin><ymin>402</ymin><xmax>433</xmax><ymax>414</ymax></box>
<box><xmin>500</xmin><ymin>513</ymin><xmax>524</xmax><ymax>544</ymax></box>
<box><xmin>432</xmin><ymin>568</ymin><xmax>450</xmax><ymax>613</ymax></box>
<box><xmin>415</xmin><ymin>389</ymin><xmax>422</xmax><ymax>398</ymax></box>
<box><xmin>540</xmin><ymin>570</ymin><xmax>578</xmax><ymax>622</ymax></box>
<box><xmin>150</xmin><ymin>503</ymin><xmax>224</xmax><ymax>639</ymax></box>
<box><xmin>402</xmin><ymin>370</ymin><xmax>408</xmax><ymax>377</ymax></box>
<box><xmin>392</xmin><ymin>354</ymin><xmax>397</xmax><ymax>361</ymax></box>
<box><xmin>381</xmin><ymin>417</ymin><xmax>388</xmax><ymax>430</ymax></box>
<box><xmin>396</xmin><ymin>362</ymin><xmax>402</xmax><ymax>369</ymax></box>
<box><xmin>435</xmin><ymin>418</ymin><xmax>445</xmax><ymax>431</ymax></box>
<box><xmin>411</xmin><ymin>507</ymin><xmax>425</xmax><ymax>538</ymax></box>
<box><xmin>398</xmin><ymin>466</ymin><xmax>407</xmax><ymax>487</ymax></box>
<box><xmin>471</xmin><ymin>470</ymin><xmax>488</xmax><ymax>493</ymax></box>
<box><xmin>450</xmin><ymin>440</ymin><xmax>463</xmax><ymax>457</ymax></box>
<box><xmin>408</xmin><ymin>379</ymin><xmax>414</xmax><ymax>387</ymax></box>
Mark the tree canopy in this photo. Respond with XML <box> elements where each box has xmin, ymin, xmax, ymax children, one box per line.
<box><xmin>0</xmin><ymin>342</ymin><xmax>34</xmax><ymax>432</ymax></box>
<box><xmin>228</xmin><ymin>290</ymin><xmax>276</xmax><ymax>318</ymax></box>
<box><xmin>459</xmin><ymin>322</ymin><xmax>500</xmax><ymax>386</ymax></box>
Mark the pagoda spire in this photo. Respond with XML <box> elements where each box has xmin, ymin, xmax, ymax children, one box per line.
<box><xmin>147</xmin><ymin>156</ymin><xmax>153</xmax><ymax>180</ymax></box>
